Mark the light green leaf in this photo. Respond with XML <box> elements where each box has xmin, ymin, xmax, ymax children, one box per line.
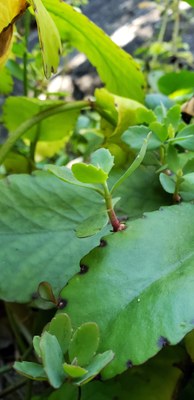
<box><xmin>72</xmin><ymin>163</ymin><xmax>108</xmax><ymax>184</ymax></box>
<box><xmin>69</xmin><ymin>322</ymin><xmax>100</xmax><ymax>367</ymax></box>
<box><xmin>91</xmin><ymin>149</ymin><xmax>114</xmax><ymax>174</ymax></box>
<box><xmin>29</xmin><ymin>0</ymin><xmax>62</xmax><ymax>78</ymax></box>
<box><xmin>159</xmin><ymin>173</ymin><xmax>176</xmax><ymax>194</ymax></box>
<box><xmin>95</xmin><ymin>89</ymin><xmax>154</xmax><ymax>138</ymax></box>
<box><xmin>165</xmin><ymin>104</ymin><xmax>181</xmax><ymax>132</ymax></box>
<box><xmin>14</xmin><ymin>361</ymin><xmax>47</xmax><ymax>380</ymax></box>
<box><xmin>48</xmin><ymin>314</ymin><xmax>72</xmax><ymax>354</ymax></box>
<box><xmin>63</xmin><ymin>363</ymin><xmax>87</xmax><ymax>378</ymax></box>
<box><xmin>42</xmin><ymin>0</ymin><xmax>145</xmax><ymax>101</ymax></box>
<box><xmin>60</xmin><ymin>203</ymin><xmax>194</xmax><ymax>378</ymax></box>
<box><xmin>75</xmin><ymin>351</ymin><xmax>114</xmax><ymax>385</ymax></box>
<box><xmin>0</xmin><ymin>67</ymin><xmax>13</xmax><ymax>94</ymax></box>
<box><xmin>3</xmin><ymin>97</ymin><xmax>79</xmax><ymax>142</ymax></box>
<box><xmin>40</xmin><ymin>331</ymin><xmax>64</xmax><ymax>388</ymax></box>
<box><xmin>33</xmin><ymin>336</ymin><xmax>42</xmax><ymax>359</ymax></box>
<box><xmin>0</xmin><ymin>172</ymin><xmax>110</xmax><ymax>302</ymax></box>
<box><xmin>149</xmin><ymin>121</ymin><xmax>168</xmax><ymax>141</ymax></box>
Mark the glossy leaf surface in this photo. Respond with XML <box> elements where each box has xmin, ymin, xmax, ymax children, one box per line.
<box><xmin>60</xmin><ymin>203</ymin><xmax>194</xmax><ymax>378</ymax></box>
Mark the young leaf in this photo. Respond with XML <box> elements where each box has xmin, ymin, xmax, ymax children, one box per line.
<box><xmin>72</xmin><ymin>164</ymin><xmax>108</xmax><ymax>184</ymax></box>
<box><xmin>29</xmin><ymin>0</ymin><xmax>62</xmax><ymax>78</ymax></box>
<box><xmin>48</xmin><ymin>314</ymin><xmax>72</xmax><ymax>354</ymax></box>
<box><xmin>159</xmin><ymin>173</ymin><xmax>176</xmax><ymax>194</ymax></box>
<box><xmin>91</xmin><ymin>149</ymin><xmax>114</xmax><ymax>174</ymax></box>
<box><xmin>14</xmin><ymin>361</ymin><xmax>47</xmax><ymax>380</ymax></box>
<box><xmin>69</xmin><ymin>322</ymin><xmax>100</xmax><ymax>367</ymax></box>
<box><xmin>33</xmin><ymin>336</ymin><xmax>41</xmax><ymax>359</ymax></box>
<box><xmin>45</xmin><ymin>165</ymin><xmax>101</xmax><ymax>193</ymax></box>
<box><xmin>111</xmin><ymin>133</ymin><xmax>151</xmax><ymax>193</ymax></box>
<box><xmin>63</xmin><ymin>363</ymin><xmax>87</xmax><ymax>378</ymax></box>
<box><xmin>74</xmin><ymin>351</ymin><xmax>114</xmax><ymax>385</ymax></box>
<box><xmin>40</xmin><ymin>331</ymin><xmax>65</xmax><ymax>388</ymax></box>
<box><xmin>38</xmin><ymin>281</ymin><xmax>56</xmax><ymax>303</ymax></box>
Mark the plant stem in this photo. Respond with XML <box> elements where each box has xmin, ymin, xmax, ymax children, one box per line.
<box><xmin>77</xmin><ymin>386</ymin><xmax>82</xmax><ymax>400</ymax></box>
<box><xmin>158</xmin><ymin>0</ymin><xmax>170</xmax><ymax>43</ymax></box>
<box><xmin>0</xmin><ymin>100</ymin><xmax>90</xmax><ymax>166</ymax></box>
<box><xmin>103</xmin><ymin>182</ymin><xmax>125</xmax><ymax>232</ymax></box>
<box><xmin>23</xmin><ymin>10</ymin><xmax>31</xmax><ymax>96</ymax></box>
<box><xmin>0</xmin><ymin>379</ymin><xmax>27</xmax><ymax>398</ymax></box>
<box><xmin>5</xmin><ymin>304</ymin><xmax>27</xmax><ymax>355</ymax></box>
<box><xmin>0</xmin><ymin>364</ymin><xmax>12</xmax><ymax>375</ymax></box>
<box><xmin>151</xmin><ymin>0</ymin><xmax>169</xmax><ymax>64</ymax></box>
<box><xmin>172</xmin><ymin>0</ymin><xmax>180</xmax><ymax>59</ymax></box>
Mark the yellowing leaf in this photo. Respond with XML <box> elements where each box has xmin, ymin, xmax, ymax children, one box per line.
<box><xmin>28</xmin><ymin>0</ymin><xmax>62</xmax><ymax>78</ymax></box>
<box><xmin>0</xmin><ymin>0</ymin><xmax>28</xmax><ymax>68</ymax></box>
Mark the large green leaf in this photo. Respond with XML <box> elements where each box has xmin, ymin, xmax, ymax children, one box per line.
<box><xmin>3</xmin><ymin>97</ymin><xmax>79</xmax><ymax>141</ymax></box>
<box><xmin>59</xmin><ymin>203</ymin><xmax>194</xmax><ymax>378</ymax></box>
<box><xmin>0</xmin><ymin>172</ymin><xmax>110</xmax><ymax>303</ymax></box>
<box><xmin>43</xmin><ymin>0</ymin><xmax>145</xmax><ymax>102</ymax></box>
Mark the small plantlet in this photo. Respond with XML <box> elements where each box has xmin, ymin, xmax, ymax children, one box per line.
<box><xmin>46</xmin><ymin>137</ymin><xmax>150</xmax><ymax>235</ymax></box>
<box><xmin>14</xmin><ymin>314</ymin><xmax>114</xmax><ymax>390</ymax></box>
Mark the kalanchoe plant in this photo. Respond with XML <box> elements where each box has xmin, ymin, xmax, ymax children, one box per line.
<box><xmin>45</xmin><ymin>138</ymin><xmax>150</xmax><ymax>235</ymax></box>
<box><xmin>14</xmin><ymin>314</ymin><xmax>114</xmax><ymax>389</ymax></box>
